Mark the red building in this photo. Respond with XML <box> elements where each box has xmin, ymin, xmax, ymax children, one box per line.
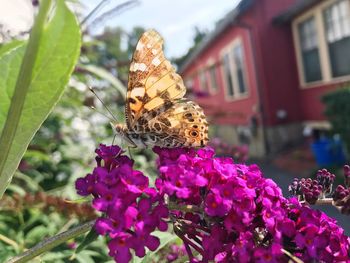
<box><xmin>180</xmin><ymin>0</ymin><xmax>350</xmax><ymax>157</ymax></box>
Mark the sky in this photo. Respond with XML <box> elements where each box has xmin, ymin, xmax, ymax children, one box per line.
<box><xmin>0</xmin><ymin>0</ymin><xmax>240</xmax><ymax>57</ymax></box>
<box><xmin>82</xmin><ymin>0</ymin><xmax>241</xmax><ymax>57</ymax></box>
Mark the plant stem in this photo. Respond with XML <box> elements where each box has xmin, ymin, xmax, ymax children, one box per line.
<box><xmin>0</xmin><ymin>234</ymin><xmax>19</xmax><ymax>251</ymax></box>
<box><xmin>0</xmin><ymin>0</ymin><xmax>52</xmax><ymax>198</ymax></box>
<box><xmin>281</xmin><ymin>248</ymin><xmax>304</xmax><ymax>263</ymax></box>
<box><xmin>7</xmin><ymin>220</ymin><xmax>95</xmax><ymax>263</ymax></box>
<box><xmin>168</xmin><ymin>202</ymin><xmax>201</xmax><ymax>213</ymax></box>
<box><xmin>314</xmin><ymin>198</ymin><xmax>333</xmax><ymax>205</ymax></box>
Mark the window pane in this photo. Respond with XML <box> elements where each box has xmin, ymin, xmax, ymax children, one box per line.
<box><xmin>299</xmin><ymin>17</ymin><xmax>318</xmax><ymax>50</ymax></box>
<box><xmin>199</xmin><ymin>71</ymin><xmax>208</xmax><ymax>91</ymax></box>
<box><xmin>185</xmin><ymin>78</ymin><xmax>193</xmax><ymax>91</ymax></box>
<box><xmin>223</xmin><ymin>54</ymin><xmax>234</xmax><ymax>96</ymax></box>
<box><xmin>324</xmin><ymin>0</ymin><xmax>350</xmax><ymax>77</ymax></box>
<box><xmin>298</xmin><ymin>17</ymin><xmax>322</xmax><ymax>82</ymax></box>
<box><xmin>302</xmin><ymin>49</ymin><xmax>323</xmax><ymax>82</ymax></box>
<box><xmin>328</xmin><ymin>38</ymin><xmax>350</xmax><ymax>77</ymax></box>
<box><xmin>233</xmin><ymin>44</ymin><xmax>247</xmax><ymax>94</ymax></box>
<box><xmin>209</xmin><ymin>66</ymin><xmax>218</xmax><ymax>91</ymax></box>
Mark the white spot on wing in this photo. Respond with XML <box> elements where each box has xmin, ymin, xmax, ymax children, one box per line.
<box><xmin>152</xmin><ymin>57</ymin><xmax>161</xmax><ymax>66</ymax></box>
<box><xmin>130</xmin><ymin>87</ymin><xmax>145</xmax><ymax>97</ymax></box>
<box><xmin>136</xmin><ymin>42</ymin><xmax>144</xmax><ymax>50</ymax></box>
<box><xmin>134</xmin><ymin>63</ymin><xmax>147</xmax><ymax>72</ymax></box>
<box><xmin>151</xmin><ymin>49</ymin><xmax>157</xmax><ymax>55</ymax></box>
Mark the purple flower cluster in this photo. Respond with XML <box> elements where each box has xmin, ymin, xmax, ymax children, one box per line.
<box><xmin>288</xmin><ymin>168</ymin><xmax>335</xmax><ymax>204</ymax></box>
<box><xmin>286</xmin><ymin>198</ymin><xmax>350</xmax><ymax>262</ymax></box>
<box><xmin>333</xmin><ymin>185</ymin><xmax>350</xmax><ymax>215</ymax></box>
<box><xmin>76</xmin><ymin>145</ymin><xmax>350</xmax><ymax>262</ymax></box>
<box><xmin>333</xmin><ymin>165</ymin><xmax>350</xmax><ymax>215</ymax></box>
<box><xmin>154</xmin><ymin>147</ymin><xmax>350</xmax><ymax>262</ymax></box>
<box><xmin>344</xmin><ymin>165</ymin><xmax>350</xmax><ymax>188</ymax></box>
<box><xmin>289</xmin><ymin>178</ymin><xmax>323</xmax><ymax>204</ymax></box>
<box><xmin>316</xmin><ymin>169</ymin><xmax>336</xmax><ymax>195</ymax></box>
<box><xmin>75</xmin><ymin>145</ymin><xmax>168</xmax><ymax>263</ymax></box>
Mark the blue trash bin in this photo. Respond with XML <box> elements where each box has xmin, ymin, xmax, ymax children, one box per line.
<box><xmin>311</xmin><ymin>137</ymin><xmax>346</xmax><ymax>166</ymax></box>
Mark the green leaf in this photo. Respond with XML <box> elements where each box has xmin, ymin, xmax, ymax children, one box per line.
<box><xmin>0</xmin><ymin>0</ymin><xmax>81</xmax><ymax>197</ymax></box>
<box><xmin>14</xmin><ymin>171</ymin><xmax>43</xmax><ymax>192</ymax></box>
<box><xmin>0</xmin><ymin>40</ymin><xmax>24</xmax><ymax>58</ymax></box>
<box><xmin>5</xmin><ymin>184</ymin><xmax>26</xmax><ymax>196</ymax></box>
<box><xmin>78</xmin><ymin>64</ymin><xmax>126</xmax><ymax>99</ymax></box>
<box><xmin>25</xmin><ymin>226</ymin><xmax>50</xmax><ymax>246</ymax></box>
<box><xmin>76</xmin><ymin>253</ymin><xmax>96</xmax><ymax>263</ymax></box>
<box><xmin>75</xmin><ymin>227</ymin><xmax>99</xmax><ymax>253</ymax></box>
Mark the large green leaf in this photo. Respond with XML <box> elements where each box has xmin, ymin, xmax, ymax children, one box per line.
<box><xmin>0</xmin><ymin>0</ymin><xmax>81</xmax><ymax>197</ymax></box>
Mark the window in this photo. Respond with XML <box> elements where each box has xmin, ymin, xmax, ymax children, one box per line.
<box><xmin>223</xmin><ymin>53</ymin><xmax>235</xmax><ymax>97</ymax></box>
<box><xmin>222</xmin><ymin>40</ymin><xmax>248</xmax><ymax>99</ymax></box>
<box><xmin>298</xmin><ymin>17</ymin><xmax>322</xmax><ymax>82</ymax></box>
<box><xmin>185</xmin><ymin>77</ymin><xmax>194</xmax><ymax>91</ymax></box>
<box><xmin>209</xmin><ymin>65</ymin><xmax>218</xmax><ymax>92</ymax></box>
<box><xmin>293</xmin><ymin>0</ymin><xmax>350</xmax><ymax>86</ymax></box>
<box><xmin>199</xmin><ymin>70</ymin><xmax>209</xmax><ymax>92</ymax></box>
<box><xmin>233</xmin><ymin>44</ymin><xmax>247</xmax><ymax>93</ymax></box>
<box><xmin>324</xmin><ymin>0</ymin><xmax>350</xmax><ymax>77</ymax></box>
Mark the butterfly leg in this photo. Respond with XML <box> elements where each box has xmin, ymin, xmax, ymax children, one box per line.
<box><xmin>111</xmin><ymin>134</ymin><xmax>117</xmax><ymax>146</ymax></box>
<box><xmin>128</xmin><ymin>146</ymin><xmax>134</xmax><ymax>159</ymax></box>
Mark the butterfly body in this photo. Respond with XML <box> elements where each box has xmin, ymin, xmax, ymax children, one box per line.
<box><xmin>115</xmin><ymin>123</ymin><xmax>187</xmax><ymax>148</ymax></box>
<box><xmin>115</xmin><ymin>30</ymin><xmax>209</xmax><ymax>148</ymax></box>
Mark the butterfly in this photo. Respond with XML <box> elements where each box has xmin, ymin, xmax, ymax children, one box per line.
<box><xmin>114</xmin><ymin>29</ymin><xmax>209</xmax><ymax>148</ymax></box>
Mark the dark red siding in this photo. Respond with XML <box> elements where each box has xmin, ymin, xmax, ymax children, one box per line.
<box><xmin>181</xmin><ymin>0</ymin><xmax>347</xmax><ymax>128</ymax></box>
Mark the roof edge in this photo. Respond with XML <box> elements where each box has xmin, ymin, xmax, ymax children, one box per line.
<box><xmin>179</xmin><ymin>0</ymin><xmax>255</xmax><ymax>74</ymax></box>
<box><xmin>273</xmin><ymin>0</ymin><xmax>321</xmax><ymax>25</ymax></box>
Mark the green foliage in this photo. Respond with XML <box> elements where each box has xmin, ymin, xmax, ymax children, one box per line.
<box><xmin>322</xmin><ymin>86</ymin><xmax>350</xmax><ymax>153</ymax></box>
<box><xmin>0</xmin><ymin>201</ymin><xmax>109</xmax><ymax>262</ymax></box>
<box><xmin>0</xmin><ymin>0</ymin><xmax>81</xmax><ymax>197</ymax></box>
<box><xmin>83</xmin><ymin>26</ymin><xmax>145</xmax><ymax>82</ymax></box>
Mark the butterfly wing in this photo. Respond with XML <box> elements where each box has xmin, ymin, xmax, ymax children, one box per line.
<box><xmin>126</xmin><ymin>30</ymin><xmax>186</xmax><ymax>130</ymax></box>
<box><xmin>147</xmin><ymin>101</ymin><xmax>209</xmax><ymax>147</ymax></box>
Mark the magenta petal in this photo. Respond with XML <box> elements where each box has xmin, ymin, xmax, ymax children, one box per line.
<box><xmin>146</xmin><ymin>235</ymin><xmax>160</xmax><ymax>251</ymax></box>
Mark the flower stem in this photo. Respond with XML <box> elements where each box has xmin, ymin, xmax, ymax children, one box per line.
<box><xmin>314</xmin><ymin>198</ymin><xmax>333</xmax><ymax>205</ymax></box>
<box><xmin>301</xmin><ymin>198</ymin><xmax>334</xmax><ymax>206</ymax></box>
<box><xmin>168</xmin><ymin>202</ymin><xmax>201</xmax><ymax>213</ymax></box>
<box><xmin>6</xmin><ymin>220</ymin><xmax>95</xmax><ymax>263</ymax></box>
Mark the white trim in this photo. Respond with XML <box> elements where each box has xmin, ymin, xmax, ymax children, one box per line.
<box><xmin>292</xmin><ymin>0</ymin><xmax>350</xmax><ymax>88</ymax></box>
<box><xmin>199</xmin><ymin>69</ymin><xmax>208</xmax><ymax>92</ymax></box>
<box><xmin>219</xmin><ymin>37</ymin><xmax>249</xmax><ymax>101</ymax></box>
<box><xmin>206</xmin><ymin>60</ymin><xmax>219</xmax><ymax>95</ymax></box>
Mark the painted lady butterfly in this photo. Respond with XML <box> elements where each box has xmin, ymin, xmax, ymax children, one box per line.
<box><xmin>114</xmin><ymin>30</ymin><xmax>209</xmax><ymax>148</ymax></box>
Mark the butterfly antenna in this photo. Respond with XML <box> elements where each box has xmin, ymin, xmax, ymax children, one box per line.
<box><xmin>89</xmin><ymin>106</ymin><xmax>116</xmax><ymax>122</ymax></box>
<box><xmin>89</xmin><ymin>87</ymin><xmax>118</xmax><ymax>122</ymax></box>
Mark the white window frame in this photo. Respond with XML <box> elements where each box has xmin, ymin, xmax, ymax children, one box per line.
<box><xmin>293</xmin><ymin>0</ymin><xmax>350</xmax><ymax>88</ymax></box>
<box><xmin>205</xmin><ymin>58</ymin><xmax>219</xmax><ymax>95</ymax></box>
<box><xmin>220</xmin><ymin>38</ymin><xmax>249</xmax><ymax>101</ymax></box>
<box><xmin>199</xmin><ymin>69</ymin><xmax>209</xmax><ymax>92</ymax></box>
<box><xmin>184</xmin><ymin>77</ymin><xmax>194</xmax><ymax>92</ymax></box>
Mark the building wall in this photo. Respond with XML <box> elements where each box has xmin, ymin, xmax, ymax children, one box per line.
<box><xmin>182</xmin><ymin>26</ymin><xmax>260</xmax><ymax>127</ymax></box>
<box><xmin>298</xmin><ymin>83</ymin><xmax>348</xmax><ymax>121</ymax></box>
<box><xmin>181</xmin><ymin>0</ymin><xmax>344</xmax><ymax>156</ymax></box>
<box><xmin>211</xmin><ymin>124</ymin><xmax>266</xmax><ymax>158</ymax></box>
<box><xmin>254</xmin><ymin>0</ymin><xmax>302</xmax><ymax>126</ymax></box>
